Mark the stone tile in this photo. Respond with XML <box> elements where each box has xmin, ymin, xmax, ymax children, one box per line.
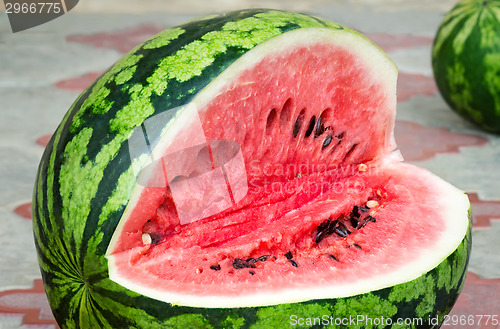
<box><xmin>396</xmin><ymin>94</ymin><xmax>487</xmax><ymax>135</ymax></box>
<box><xmin>468</xmin><ymin>193</ymin><xmax>500</xmax><ymax>230</ymax></box>
<box><xmin>0</xmin><ymin>315</ymin><xmax>56</xmax><ymax>329</ymax></box>
<box><xmin>397</xmin><ymin>72</ymin><xmax>438</xmax><ymax>102</ymax></box>
<box><xmin>365</xmin><ymin>33</ymin><xmax>433</xmax><ymax>53</ymax></box>
<box><xmin>413</xmin><ymin>140</ymin><xmax>500</xmax><ymax>201</ymax></box>
<box><xmin>394</xmin><ymin>120</ymin><xmax>488</xmax><ymax>162</ymax></box>
<box><xmin>63</xmin><ymin>0</ymin><xmax>457</xmax><ymax>16</ymax></box>
<box><xmin>0</xmin><ymin>86</ymin><xmax>80</xmax><ymax>206</ymax></box>
<box><xmin>394</xmin><ymin>96</ymin><xmax>500</xmax><ymax>200</ymax></box>
<box><xmin>72</xmin><ymin>0</ymin><xmax>328</xmax><ymax>15</ymax></box>
<box><xmin>0</xmin><ymin>33</ymin><xmax>121</xmax><ymax>88</ymax></box>
<box><xmin>315</xmin><ymin>2</ymin><xmax>446</xmax><ymax>35</ymax></box>
<box><xmin>449</xmin><ymin>272</ymin><xmax>500</xmax><ymax>329</ymax></box>
<box><xmin>0</xmin><ymin>146</ymin><xmax>42</xmax><ymax>207</ymax></box>
<box><xmin>36</xmin><ymin>135</ymin><xmax>54</xmax><ymax>148</ymax></box>
<box><xmin>0</xmin><ymin>279</ymin><xmax>58</xmax><ymax>328</ymax></box>
<box><xmin>0</xmin><ymin>208</ymin><xmax>40</xmax><ymax>289</ymax></box>
<box><xmin>0</xmin><ymin>87</ymin><xmax>78</xmax><ymax>147</ymax></box>
<box><xmin>341</xmin><ymin>0</ymin><xmax>456</xmax><ymax>13</ymax></box>
<box><xmin>388</xmin><ymin>45</ymin><xmax>434</xmax><ymax>76</ymax></box>
<box><xmin>66</xmin><ymin>24</ymin><xmax>165</xmax><ymax>54</ymax></box>
<box><xmin>468</xmin><ymin>221</ymin><xmax>500</xmax><ymax>279</ymax></box>
<box><xmin>54</xmin><ymin>72</ymin><xmax>102</xmax><ymax>92</ymax></box>
<box><xmin>13</xmin><ymin>203</ymin><xmax>31</xmax><ymax>221</ymax></box>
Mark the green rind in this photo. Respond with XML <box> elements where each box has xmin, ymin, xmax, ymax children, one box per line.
<box><xmin>33</xmin><ymin>8</ymin><xmax>471</xmax><ymax>328</ymax></box>
<box><xmin>432</xmin><ymin>0</ymin><xmax>500</xmax><ymax>133</ymax></box>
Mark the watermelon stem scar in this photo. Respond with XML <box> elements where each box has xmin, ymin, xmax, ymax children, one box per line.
<box><xmin>33</xmin><ymin>9</ymin><xmax>471</xmax><ymax>328</ymax></box>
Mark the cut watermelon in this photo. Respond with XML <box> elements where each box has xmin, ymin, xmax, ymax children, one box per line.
<box><xmin>106</xmin><ymin>27</ymin><xmax>469</xmax><ymax>308</ymax></box>
<box><xmin>33</xmin><ymin>9</ymin><xmax>471</xmax><ymax>328</ymax></box>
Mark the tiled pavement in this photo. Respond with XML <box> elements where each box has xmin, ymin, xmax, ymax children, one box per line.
<box><xmin>1</xmin><ymin>1</ymin><xmax>500</xmax><ymax>328</ymax></box>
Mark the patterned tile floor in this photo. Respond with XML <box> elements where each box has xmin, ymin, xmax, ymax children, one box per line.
<box><xmin>1</xmin><ymin>1</ymin><xmax>500</xmax><ymax>328</ymax></box>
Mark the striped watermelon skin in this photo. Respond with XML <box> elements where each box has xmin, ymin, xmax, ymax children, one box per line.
<box><xmin>432</xmin><ymin>0</ymin><xmax>500</xmax><ymax>133</ymax></box>
<box><xmin>32</xmin><ymin>9</ymin><xmax>471</xmax><ymax>328</ymax></box>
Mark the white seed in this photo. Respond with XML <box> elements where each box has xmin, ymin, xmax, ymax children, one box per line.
<box><xmin>142</xmin><ymin>233</ymin><xmax>152</xmax><ymax>245</ymax></box>
<box><xmin>195</xmin><ymin>268</ymin><xmax>203</xmax><ymax>274</ymax></box>
<box><xmin>358</xmin><ymin>163</ymin><xmax>368</xmax><ymax>172</ymax></box>
<box><xmin>366</xmin><ymin>200</ymin><xmax>379</xmax><ymax>209</ymax></box>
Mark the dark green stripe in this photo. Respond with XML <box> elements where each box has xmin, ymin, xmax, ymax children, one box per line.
<box><xmin>78</xmin><ymin>146</ymin><xmax>131</xmax><ymax>262</ymax></box>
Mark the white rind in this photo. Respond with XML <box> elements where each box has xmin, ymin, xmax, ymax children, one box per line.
<box><xmin>106</xmin><ymin>27</ymin><xmax>469</xmax><ymax>308</ymax></box>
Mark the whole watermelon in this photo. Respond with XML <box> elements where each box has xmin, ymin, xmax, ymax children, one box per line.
<box><xmin>33</xmin><ymin>9</ymin><xmax>471</xmax><ymax>329</ymax></box>
<box><xmin>432</xmin><ymin>0</ymin><xmax>500</xmax><ymax>133</ymax></box>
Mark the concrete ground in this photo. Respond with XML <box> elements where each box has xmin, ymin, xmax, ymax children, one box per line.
<box><xmin>1</xmin><ymin>1</ymin><xmax>499</xmax><ymax>328</ymax></box>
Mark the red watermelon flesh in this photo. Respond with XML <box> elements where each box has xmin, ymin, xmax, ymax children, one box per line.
<box><xmin>106</xmin><ymin>29</ymin><xmax>469</xmax><ymax>307</ymax></box>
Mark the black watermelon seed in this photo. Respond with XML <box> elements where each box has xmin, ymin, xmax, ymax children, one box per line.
<box><xmin>357</xmin><ymin>220</ymin><xmax>368</xmax><ymax>230</ymax></box>
<box><xmin>317</xmin><ymin>218</ymin><xmax>331</xmax><ymax>233</ymax></box>
<box><xmin>351</xmin><ymin>206</ymin><xmax>361</xmax><ymax>220</ymax></box>
<box><xmin>315</xmin><ymin>230</ymin><xmax>326</xmax><ymax>244</ymax></box>
<box><xmin>232</xmin><ymin>262</ymin><xmax>246</xmax><ymax>269</ymax></box>
<box><xmin>232</xmin><ymin>258</ymin><xmax>256</xmax><ymax>269</ymax></box>
<box><xmin>289</xmin><ymin>260</ymin><xmax>298</xmax><ymax>267</ymax></box>
<box><xmin>316</xmin><ymin>217</ymin><xmax>347</xmax><ymax>243</ymax></box>
<box><xmin>210</xmin><ymin>265</ymin><xmax>221</xmax><ymax>271</ymax></box>
<box><xmin>305</xmin><ymin>116</ymin><xmax>316</xmax><ymax>137</ymax></box>
<box><xmin>247</xmin><ymin>255</ymin><xmax>271</xmax><ymax>263</ymax></box>
<box><xmin>285</xmin><ymin>251</ymin><xmax>293</xmax><ymax>260</ymax></box>
<box><xmin>249</xmin><ymin>271</ymin><xmax>255</xmax><ymax>275</ymax></box>
<box><xmin>314</xmin><ymin>116</ymin><xmax>325</xmax><ymax>138</ymax></box>
<box><xmin>334</xmin><ymin>227</ymin><xmax>348</xmax><ymax>237</ymax></box>
<box><xmin>292</xmin><ymin>110</ymin><xmax>305</xmax><ymax>138</ymax></box>
<box><xmin>338</xmin><ymin>222</ymin><xmax>351</xmax><ymax>235</ymax></box>
<box><xmin>322</xmin><ymin>134</ymin><xmax>333</xmax><ymax>148</ymax></box>
<box><xmin>331</xmin><ymin>217</ymin><xmax>342</xmax><ymax>232</ymax></box>
<box><xmin>353</xmin><ymin>243</ymin><xmax>362</xmax><ymax>249</ymax></box>
<box><xmin>326</xmin><ymin>220</ymin><xmax>338</xmax><ymax>235</ymax></box>
<box><xmin>328</xmin><ymin>254</ymin><xmax>339</xmax><ymax>261</ymax></box>
<box><xmin>350</xmin><ymin>217</ymin><xmax>359</xmax><ymax>228</ymax></box>
<box><xmin>343</xmin><ymin>143</ymin><xmax>358</xmax><ymax>161</ymax></box>
<box><xmin>293</xmin><ymin>123</ymin><xmax>300</xmax><ymax>137</ymax></box>
<box><xmin>150</xmin><ymin>233</ymin><xmax>162</xmax><ymax>245</ymax></box>
<box><xmin>357</xmin><ymin>216</ymin><xmax>376</xmax><ymax>230</ymax></box>
<box><xmin>257</xmin><ymin>255</ymin><xmax>271</xmax><ymax>262</ymax></box>
<box><xmin>334</xmin><ymin>222</ymin><xmax>351</xmax><ymax>238</ymax></box>
<box><xmin>337</xmin><ymin>132</ymin><xmax>344</xmax><ymax>139</ymax></box>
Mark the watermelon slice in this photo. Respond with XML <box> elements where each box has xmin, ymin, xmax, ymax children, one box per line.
<box><xmin>33</xmin><ymin>9</ymin><xmax>471</xmax><ymax>328</ymax></box>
